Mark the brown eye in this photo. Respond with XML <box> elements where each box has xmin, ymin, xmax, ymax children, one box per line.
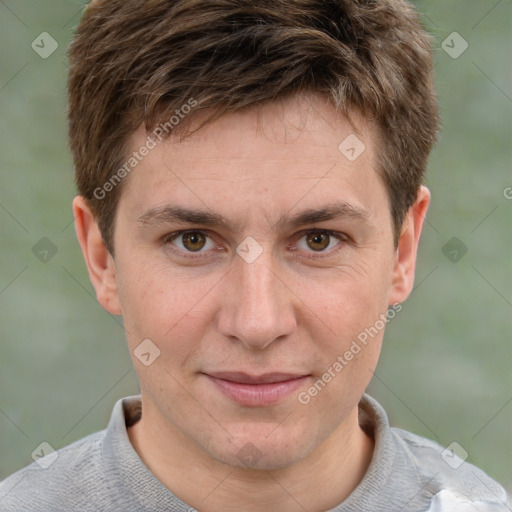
<box><xmin>305</xmin><ymin>232</ymin><xmax>331</xmax><ymax>251</ymax></box>
<box><xmin>165</xmin><ymin>230</ymin><xmax>218</xmax><ymax>258</ymax></box>
<box><xmin>181</xmin><ymin>231</ymin><xmax>207</xmax><ymax>251</ymax></box>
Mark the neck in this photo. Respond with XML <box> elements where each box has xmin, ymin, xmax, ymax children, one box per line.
<box><xmin>128</xmin><ymin>399</ymin><xmax>374</xmax><ymax>512</ymax></box>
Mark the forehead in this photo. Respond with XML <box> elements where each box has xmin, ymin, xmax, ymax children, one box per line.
<box><xmin>117</xmin><ymin>94</ymin><xmax>386</xmax><ymax>225</ymax></box>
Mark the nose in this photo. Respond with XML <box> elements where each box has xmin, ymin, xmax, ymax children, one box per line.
<box><xmin>216</xmin><ymin>248</ymin><xmax>297</xmax><ymax>350</ymax></box>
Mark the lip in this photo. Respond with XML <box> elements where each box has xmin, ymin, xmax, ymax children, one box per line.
<box><xmin>204</xmin><ymin>372</ymin><xmax>310</xmax><ymax>406</ymax></box>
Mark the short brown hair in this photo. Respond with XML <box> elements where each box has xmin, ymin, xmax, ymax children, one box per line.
<box><xmin>67</xmin><ymin>0</ymin><xmax>440</xmax><ymax>253</ymax></box>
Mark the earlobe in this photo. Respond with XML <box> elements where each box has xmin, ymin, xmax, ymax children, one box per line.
<box><xmin>72</xmin><ymin>196</ymin><xmax>122</xmax><ymax>316</ymax></box>
<box><xmin>388</xmin><ymin>186</ymin><xmax>431</xmax><ymax>305</ymax></box>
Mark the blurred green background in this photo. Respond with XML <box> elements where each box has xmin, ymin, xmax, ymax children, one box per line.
<box><xmin>1</xmin><ymin>0</ymin><xmax>511</xmax><ymax>493</ymax></box>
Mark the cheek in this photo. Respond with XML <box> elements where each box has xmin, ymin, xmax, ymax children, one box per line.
<box><xmin>296</xmin><ymin>259</ymin><xmax>391</xmax><ymax>338</ymax></box>
<box><xmin>291</xmin><ymin>260</ymin><xmax>391</xmax><ymax>392</ymax></box>
<box><xmin>298</xmin><ymin>269</ymin><xmax>388</xmax><ymax>402</ymax></box>
<box><xmin>115</xmin><ymin>258</ymin><xmax>216</xmax><ymax>351</ymax></box>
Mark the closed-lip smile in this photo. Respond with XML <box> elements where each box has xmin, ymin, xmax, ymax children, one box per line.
<box><xmin>203</xmin><ymin>372</ymin><xmax>310</xmax><ymax>406</ymax></box>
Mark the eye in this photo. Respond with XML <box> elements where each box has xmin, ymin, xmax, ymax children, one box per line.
<box><xmin>295</xmin><ymin>230</ymin><xmax>343</xmax><ymax>254</ymax></box>
<box><xmin>166</xmin><ymin>230</ymin><xmax>215</xmax><ymax>253</ymax></box>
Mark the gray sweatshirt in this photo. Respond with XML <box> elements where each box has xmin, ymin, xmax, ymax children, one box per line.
<box><xmin>0</xmin><ymin>394</ymin><xmax>510</xmax><ymax>511</ymax></box>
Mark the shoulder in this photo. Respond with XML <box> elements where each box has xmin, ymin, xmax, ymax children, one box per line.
<box><xmin>391</xmin><ymin>427</ymin><xmax>511</xmax><ymax>510</ymax></box>
<box><xmin>0</xmin><ymin>430</ymin><xmax>109</xmax><ymax>511</ymax></box>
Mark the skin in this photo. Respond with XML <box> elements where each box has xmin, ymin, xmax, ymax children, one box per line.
<box><xmin>74</xmin><ymin>93</ymin><xmax>430</xmax><ymax>512</ymax></box>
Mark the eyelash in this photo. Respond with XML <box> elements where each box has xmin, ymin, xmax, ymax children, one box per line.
<box><xmin>162</xmin><ymin>229</ymin><xmax>349</xmax><ymax>260</ymax></box>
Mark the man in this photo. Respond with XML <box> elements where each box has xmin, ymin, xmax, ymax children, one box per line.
<box><xmin>1</xmin><ymin>0</ymin><xmax>510</xmax><ymax>510</ymax></box>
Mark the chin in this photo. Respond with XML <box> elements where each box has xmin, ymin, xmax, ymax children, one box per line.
<box><xmin>203</xmin><ymin>422</ymin><xmax>316</xmax><ymax>471</ymax></box>
<box><xmin>212</xmin><ymin>445</ymin><xmax>309</xmax><ymax>471</ymax></box>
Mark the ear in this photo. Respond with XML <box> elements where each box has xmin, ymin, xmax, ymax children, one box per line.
<box><xmin>388</xmin><ymin>185</ymin><xmax>431</xmax><ymax>305</ymax></box>
<box><xmin>72</xmin><ymin>195</ymin><xmax>122</xmax><ymax>316</ymax></box>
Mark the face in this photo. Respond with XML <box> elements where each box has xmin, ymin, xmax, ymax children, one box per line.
<box><xmin>86</xmin><ymin>94</ymin><xmax>419</xmax><ymax>470</ymax></box>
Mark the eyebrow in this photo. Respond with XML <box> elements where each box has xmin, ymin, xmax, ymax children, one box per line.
<box><xmin>136</xmin><ymin>202</ymin><xmax>369</xmax><ymax>232</ymax></box>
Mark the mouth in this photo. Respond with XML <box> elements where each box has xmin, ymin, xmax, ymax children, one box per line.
<box><xmin>203</xmin><ymin>372</ymin><xmax>310</xmax><ymax>406</ymax></box>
